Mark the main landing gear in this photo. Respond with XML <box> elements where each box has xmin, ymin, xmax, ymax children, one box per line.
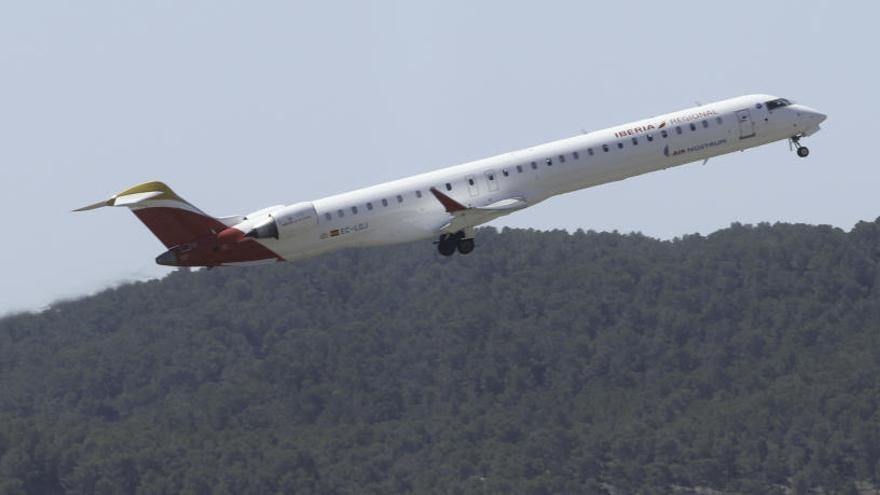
<box><xmin>790</xmin><ymin>136</ymin><xmax>810</xmax><ymax>158</ymax></box>
<box><xmin>437</xmin><ymin>231</ymin><xmax>475</xmax><ymax>256</ymax></box>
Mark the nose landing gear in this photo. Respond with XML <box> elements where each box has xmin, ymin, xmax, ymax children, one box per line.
<box><xmin>790</xmin><ymin>136</ymin><xmax>810</xmax><ymax>158</ymax></box>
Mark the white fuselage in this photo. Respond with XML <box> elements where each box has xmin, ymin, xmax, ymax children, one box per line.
<box><xmin>240</xmin><ymin>94</ymin><xmax>825</xmax><ymax>262</ymax></box>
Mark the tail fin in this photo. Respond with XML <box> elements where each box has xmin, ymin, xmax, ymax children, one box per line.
<box><xmin>74</xmin><ymin>181</ymin><xmax>227</xmax><ymax>248</ymax></box>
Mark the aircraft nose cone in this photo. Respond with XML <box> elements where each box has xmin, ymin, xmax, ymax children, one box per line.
<box><xmin>797</xmin><ymin>105</ymin><xmax>826</xmax><ymax>124</ymax></box>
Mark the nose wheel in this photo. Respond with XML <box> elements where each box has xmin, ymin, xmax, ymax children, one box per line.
<box><xmin>790</xmin><ymin>136</ymin><xmax>810</xmax><ymax>158</ymax></box>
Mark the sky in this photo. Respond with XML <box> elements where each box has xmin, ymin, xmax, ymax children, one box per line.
<box><xmin>0</xmin><ymin>0</ymin><xmax>875</xmax><ymax>315</ymax></box>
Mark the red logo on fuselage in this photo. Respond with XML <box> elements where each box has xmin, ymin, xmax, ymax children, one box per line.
<box><xmin>614</xmin><ymin>124</ymin><xmax>656</xmax><ymax>138</ymax></box>
<box><xmin>613</xmin><ymin>108</ymin><xmax>718</xmax><ymax>139</ymax></box>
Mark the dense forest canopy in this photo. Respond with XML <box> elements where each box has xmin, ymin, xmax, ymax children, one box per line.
<box><xmin>2</xmin><ymin>220</ymin><xmax>880</xmax><ymax>494</ymax></box>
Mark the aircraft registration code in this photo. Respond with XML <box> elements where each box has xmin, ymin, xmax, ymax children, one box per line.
<box><xmin>321</xmin><ymin>222</ymin><xmax>368</xmax><ymax>240</ymax></box>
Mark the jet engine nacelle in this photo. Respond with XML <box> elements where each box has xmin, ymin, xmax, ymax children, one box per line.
<box><xmin>246</xmin><ymin>202</ymin><xmax>317</xmax><ymax>240</ymax></box>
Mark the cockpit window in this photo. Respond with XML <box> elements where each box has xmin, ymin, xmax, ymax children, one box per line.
<box><xmin>766</xmin><ymin>98</ymin><xmax>792</xmax><ymax>111</ymax></box>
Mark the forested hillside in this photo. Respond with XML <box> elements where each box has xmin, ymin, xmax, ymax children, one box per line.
<box><xmin>3</xmin><ymin>221</ymin><xmax>880</xmax><ymax>494</ymax></box>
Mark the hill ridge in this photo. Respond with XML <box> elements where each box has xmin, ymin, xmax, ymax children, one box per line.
<box><xmin>2</xmin><ymin>220</ymin><xmax>880</xmax><ymax>493</ymax></box>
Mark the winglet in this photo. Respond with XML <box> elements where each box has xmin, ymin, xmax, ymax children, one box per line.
<box><xmin>429</xmin><ymin>187</ymin><xmax>467</xmax><ymax>213</ymax></box>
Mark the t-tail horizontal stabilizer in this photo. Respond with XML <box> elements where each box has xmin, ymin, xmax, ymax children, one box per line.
<box><xmin>74</xmin><ymin>181</ymin><xmax>283</xmax><ymax>267</ymax></box>
<box><xmin>73</xmin><ymin>181</ymin><xmax>224</xmax><ymax>248</ymax></box>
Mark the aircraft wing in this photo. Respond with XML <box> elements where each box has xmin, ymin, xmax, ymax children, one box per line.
<box><xmin>429</xmin><ymin>187</ymin><xmax>527</xmax><ymax>233</ymax></box>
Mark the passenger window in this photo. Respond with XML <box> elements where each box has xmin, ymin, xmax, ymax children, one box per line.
<box><xmin>396</xmin><ymin>195</ymin><xmax>403</xmax><ymax>203</ymax></box>
<box><xmin>661</xmin><ymin>130</ymin><xmax>668</xmax><ymax>138</ymax></box>
<box><xmin>468</xmin><ymin>178</ymin><xmax>475</xmax><ymax>185</ymax></box>
<box><xmin>689</xmin><ymin>123</ymin><xmax>696</xmax><ymax>131</ymax></box>
<box><xmin>415</xmin><ymin>191</ymin><xmax>422</xmax><ymax>198</ymax></box>
<box><xmin>445</xmin><ymin>183</ymin><xmax>452</xmax><ymax>191</ymax></box>
<box><xmin>366</xmin><ymin>202</ymin><xmax>373</xmax><ymax>210</ymax></box>
<box><xmin>531</xmin><ymin>161</ymin><xmax>538</xmax><ymax>170</ymax></box>
<box><xmin>716</xmin><ymin>116</ymin><xmax>723</xmax><ymax>125</ymax></box>
<box><xmin>502</xmin><ymin>168</ymin><xmax>509</xmax><ymax>177</ymax></box>
<box><xmin>631</xmin><ymin>137</ymin><xmax>638</xmax><ymax>145</ymax></box>
<box><xmin>557</xmin><ymin>154</ymin><xmax>564</xmax><ymax>163</ymax></box>
<box><xmin>351</xmin><ymin>206</ymin><xmax>358</xmax><ymax>214</ymax></box>
<box><xmin>602</xmin><ymin>144</ymin><xmax>609</xmax><ymax>152</ymax></box>
<box><xmin>588</xmin><ymin>148</ymin><xmax>594</xmax><ymax>156</ymax></box>
<box><xmin>324</xmin><ymin>212</ymin><xmax>332</xmax><ymax>221</ymax></box>
<box><xmin>702</xmin><ymin>120</ymin><xmax>709</xmax><ymax>128</ymax></box>
<box><xmin>546</xmin><ymin>158</ymin><xmax>553</xmax><ymax>167</ymax></box>
<box><xmin>337</xmin><ymin>209</ymin><xmax>345</xmax><ymax>218</ymax></box>
<box><xmin>516</xmin><ymin>165</ymin><xmax>523</xmax><ymax>173</ymax></box>
<box><xmin>488</xmin><ymin>173</ymin><xmax>495</xmax><ymax>180</ymax></box>
<box><xmin>572</xmin><ymin>151</ymin><xmax>579</xmax><ymax>160</ymax></box>
<box><xmin>381</xmin><ymin>199</ymin><xmax>388</xmax><ymax>207</ymax></box>
<box><xmin>617</xmin><ymin>142</ymin><xmax>623</xmax><ymax>149</ymax></box>
<box><xmin>647</xmin><ymin>134</ymin><xmax>654</xmax><ymax>142</ymax></box>
<box><xmin>675</xmin><ymin>126</ymin><xmax>683</xmax><ymax>135</ymax></box>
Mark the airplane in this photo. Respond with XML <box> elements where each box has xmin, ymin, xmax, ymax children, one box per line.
<box><xmin>76</xmin><ymin>94</ymin><xmax>826</xmax><ymax>267</ymax></box>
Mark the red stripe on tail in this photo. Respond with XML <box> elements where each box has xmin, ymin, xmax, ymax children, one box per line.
<box><xmin>134</xmin><ymin>208</ymin><xmax>283</xmax><ymax>266</ymax></box>
<box><xmin>133</xmin><ymin>207</ymin><xmax>227</xmax><ymax>248</ymax></box>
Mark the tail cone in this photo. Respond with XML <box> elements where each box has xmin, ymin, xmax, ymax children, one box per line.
<box><xmin>155</xmin><ymin>249</ymin><xmax>179</xmax><ymax>266</ymax></box>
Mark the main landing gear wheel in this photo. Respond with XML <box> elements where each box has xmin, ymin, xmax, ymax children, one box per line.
<box><xmin>438</xmin><ymin>237</ymin><xmax>456</xmax><ymax>256</ymax></box>
<box><xmin>436</xmin><ymin>231</ymin><xmax>475</xmax><ymax>257</ymax></box>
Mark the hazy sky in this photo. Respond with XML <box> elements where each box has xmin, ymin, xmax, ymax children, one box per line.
<box><xmin>1</xmin><ymin>0</ymin><xmax>874</xmax><ymax>314</ymax></box>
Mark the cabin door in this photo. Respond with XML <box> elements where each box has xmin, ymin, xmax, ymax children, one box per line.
<box><xmin>736</xmin><ymin>109</ymin><xmax>756</xmax><ymax>139</ymax></box>
<box><xmin>485</xmin><ymin>170</ymin><xmax>499</xmax><ymax>192</ymax></box>
<box><xmin>465</xmin><ymin>174</ymin><xmax>479</xmax><ymax>197</ymax></box>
